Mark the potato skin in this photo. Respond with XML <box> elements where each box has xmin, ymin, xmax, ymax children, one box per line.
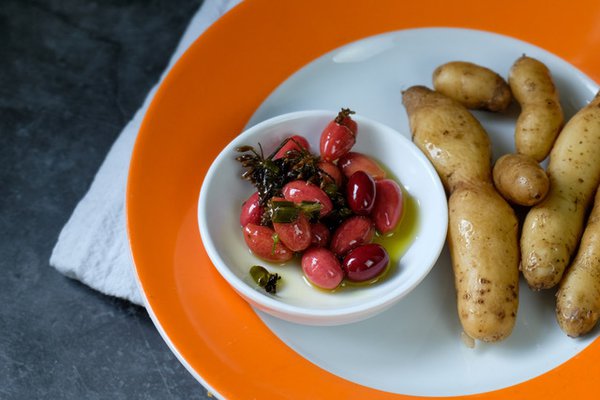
<box><xmin>449</xmin><ymin>183</ymin><xmax>519</xmax><ymax>342</ymax></box>
<box><xmin>521</xmin><ymin>91</ymin><xmax>600</xmax><ymax>289</ymax></box>
<box><xmin>556</xmin><ymin>187</ymin><xmax>600</xmax><ymax>337</ymax></box>
<box><xmin>509</xmin><ymin>55</ymin><xmax>564</xmax><ymax>162</ymax></box>
<box><xmin>492</xmin><ymin>153</ymin><xmax>549</xmax><ymax>206</ymax></box>
<box><xmin>403</xmin><ymin>86</ymin><xmax>519</xmax><ymax>342</ymax></box>
<box><xmin>433</xmin><ymin>61</ymin><xmax>512</xmax><ymax>112</ymax></box>
<box><xmin>402</xmin><ymin>85</ymin><xmax>492</xmax><ymax>193</ymax></box>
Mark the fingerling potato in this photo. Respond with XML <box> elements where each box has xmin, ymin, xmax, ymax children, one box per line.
<box><xmin>521</xmin><ymin>91</ymin><xmax>600</xmax><ymax>289</ymax></box>
<box><xmin>433</xmin><ymin>61</ymin><xmax>512</xmax><ymax>112</ymax></box>
<box><xmin>509</xmin><ymin>55</ymin><xmax>564</xmax><ymax>162</ymax></box>
<box><xmin>493</xmin><ymin>153</ymin><xmax>549</xmax><ymax>206</ymax></box>
<box><xmin>556</xmin><ymin>185</ymin><xmax>600</xmax><ymax>337</ymax></box>
<box><xmin>403</xmin><ymin>86</ymin><xmax>519</xmax><ymax>342</ymax></box>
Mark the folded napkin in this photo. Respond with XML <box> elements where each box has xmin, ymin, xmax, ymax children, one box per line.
<box><xmin>50</xmin><ymin>0</ymin><xmax>242</xmax><ymax>306</ymax></box>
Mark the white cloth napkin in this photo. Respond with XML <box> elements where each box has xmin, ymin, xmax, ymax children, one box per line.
<box><xmin>50</xmin><ymin>0</ymin><xmax>241</xmax><ymax>306</ymax></box>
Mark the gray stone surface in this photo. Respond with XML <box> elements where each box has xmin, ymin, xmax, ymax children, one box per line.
<box><xmin>0</xmin><ymin>0</ymin><xmax>214</xmax><ymax>398</ymax></box>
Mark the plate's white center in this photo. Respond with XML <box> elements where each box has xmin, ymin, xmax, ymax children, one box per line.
<box><xmin>247</xmin><ymin>28</ymin><xmax>599</xmax><ymax>397</ymax></box>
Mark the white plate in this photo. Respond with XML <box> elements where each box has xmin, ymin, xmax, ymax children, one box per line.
<box><xmin>246</xmin><ymin>27</ymin><xmax>599</xmax><ymax>396</ymax></box>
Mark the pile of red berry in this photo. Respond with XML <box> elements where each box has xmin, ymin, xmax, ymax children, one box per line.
<box><xmin>237</xmin><ymin>109</ymin><xmax>404</xmax><ymax>291</ymax></box>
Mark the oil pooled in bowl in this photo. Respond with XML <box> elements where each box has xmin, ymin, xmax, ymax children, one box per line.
<box><xmin>251</xmin><ymin>189</ymin><xmax>419</xmax><ymax>307</ymax></box>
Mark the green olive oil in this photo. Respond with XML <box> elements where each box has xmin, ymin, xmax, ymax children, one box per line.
<box><xmin>342</xmin><ymin>189</ymin><xmax>419</xmax><ymax>288</ymax></box>
<box><xmin>372</xmin><ymin>189</ymin><xmax>419</xmax><ymax>265</ymax></box>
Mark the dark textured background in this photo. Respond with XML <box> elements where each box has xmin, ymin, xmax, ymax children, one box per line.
<box><xmin>0</xmin><ymin>0</ymin><xmax>215</xmax><ymax>398</ymax></box>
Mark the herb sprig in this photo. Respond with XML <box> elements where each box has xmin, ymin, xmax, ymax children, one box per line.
<box><xmin>236</xmin><ymin>137</ymin><xmax>349</xmax><ymax>229</ymax></box>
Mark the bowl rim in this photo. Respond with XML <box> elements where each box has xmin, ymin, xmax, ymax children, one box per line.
<box><xmin>197</xmin><ymin>109</ymin><xmax>448</xmax><ymax>322</ymax></box>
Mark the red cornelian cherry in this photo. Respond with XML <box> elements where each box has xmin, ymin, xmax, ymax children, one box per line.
<box><xmin>301</xmin><ymin>247</ymin><xmax>344</xmax><ymax>290</ymax></box>
<box><xmin>310</xmin><ymin>222</ymin><xmax>331</xmax><ymax>247</ymax></box>
<box><xmin>273</xmin><ymin>213</ymin><xmax>312</xmax><ymax>252</ymax></box>
<box><xmin>330</xmin><ymin>216</ymin><xmax>375</xmax><ymax>256</ymax></box>
<box><xmin>343</xmin><ymin>243</ymin><xmax>390</xmax><ymax>282</ymax></box>
<box><xmin>346</xmin><ymin>171</ymin><xmax>376</xmax><ymax>215</ymax></box>
<box><xmin>317</xmin><ymin>160</ymin><xmax>343</xmax><ymax>187</ymax></box>
<box><xmin>240</xmin><ymin>191</ymin><xmax>263</xmax><ymax>226</ymax></box>
<box><xmin>338</xmin><ymin>152</ymin><xmax>386</xmax><ymax>180</ymax></box>
<box><xmin>319</xmin><ymin>108</ymin><xmax>357</xmax><ymax>161</ymax></box>
<box><xmin>243</xmin><ymin>224</ymin><xmax>293</xmax><ymax>262</ymax></box>
<box><xmin>282</xmin><ymin>180</ymin><xmax>333</xmax><ymax>217</ymax></box>
<box><xmin>372</xmin><ymin>179</ymin><xmax>404</xmax><ymax>234</ymax></box>
<box><xmin>273</xmin><ymin>135</ymin><xmax>310</xmax><ymax>159</ymax></box>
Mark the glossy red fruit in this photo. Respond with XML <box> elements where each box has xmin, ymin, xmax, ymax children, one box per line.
<box><xmin>273</xmin><ymin>135</ymin><xmax>310</xmax><ymax>159</ymax></box>
<box><xmin>343</xmin><ymin>244</ymin><xmax>390</xmax><ymax>282</ymax></box>
<box><xmin>372</xmin><ymin>179</ymin><xmax>404</xmax><ymax>234</ymax></box>
<box><xmin>320</xmin><ymin>109</ymin><xmax>357</xmax><ymax>161</ymax></box>
<box><xmin>242</xmin><ymin>224</ymin><xmax>293</xmax><ymax>262</ymax></box>
<box><xmin>301</xmin><ymin>247</ymin><xmax>344</xmax><ymax>290</ymax></box>
<box><xmin>310</xmin><ymin>222</ymin><xmax>331</xmax><ymax>247</ymax></box>
<box><xmin>273</xmin><ymin>213</ymin><xmax>312</xmax><ymax>252</ymax></box>
<box><xmin>330</xmin><ymin>216</ymin><xmax>375</xmax><ymax>256</ymax></box>
<box><xmin>240</xmin><ymin>192</ymin><xmax>263</xmax><ymax>226</ymax></box>
<box><xmin>338</xmin><ymin>152</ymin><xmax>386</xmax><ymax>180</ymax></box>
<box><xmin>282</xmin><ymin>180</ymin><xmax>333</xmax><ymax>217</ymax></box>
<box><xmin>317</xmin><ymin>160</ymin><xmax>343</xmax><ymax>187</ymax></box>
<box><xmin>346</xmin><ymin>171</ymin><xmax>376</xmax><ymax>215</ymax></box>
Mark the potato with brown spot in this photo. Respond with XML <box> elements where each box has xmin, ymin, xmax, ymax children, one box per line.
<box><xmin>509</xmin><ymin>55</ymin><xmax>564</xmax><ymax>161</ymax></box>
<box><xmin>401</xmin><ymin>86</ymin><xmax>491</xmax><ymax>192</ymax></box>
<box><xmin>521</xmin><ymin>91</ymin><xmax>600</xmax><ymax>290</ymax></box>
<box><xmin>556</xmin><ymin>186</ymin><xmax>600</xmax><ymax>337</ymax></box>
<box><xmin>449</xmin><ymin>183</ymin><xmax>520</xmax><ymax>342</ymax></box>
<box><xmin>433</xmin><ymin>61</ymin><xmax>512</xmax><ymax>112</ymax></box>
<box><xmin>493</xmin><ymin>153</ymin><xmax>549</xmax><ymax>206</ymax></box>
<box><xmin>403</xmin><ymin>86</ymin><xmax>519</xmax><ymax>343</ymax></box>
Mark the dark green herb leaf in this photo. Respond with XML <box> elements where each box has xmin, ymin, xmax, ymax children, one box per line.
<box><xmin>298</xmin><ymin>201</ymin><xmax>322</xmax><ymax>220</ymax></box>
<box><xmin>250</xmin><ymin>265</ymin><xmax>270</xmax><ymax>287</ymax></box>
<box><xmin>271</xmin><ymin>201</ymin><xmax>300</xmax><ymax>223</ymax></box>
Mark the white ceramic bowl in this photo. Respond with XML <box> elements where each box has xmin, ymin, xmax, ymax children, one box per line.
<box><xmin>198</xmin><ymin>110</ymin><xmax>447</xmax><ymax>325</ymax></box>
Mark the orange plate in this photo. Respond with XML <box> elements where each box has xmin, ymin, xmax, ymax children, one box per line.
<box><xmin>127</xmin><ymin>0</ymin><xmax>600</xmax><ymax>398</ymax></box>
